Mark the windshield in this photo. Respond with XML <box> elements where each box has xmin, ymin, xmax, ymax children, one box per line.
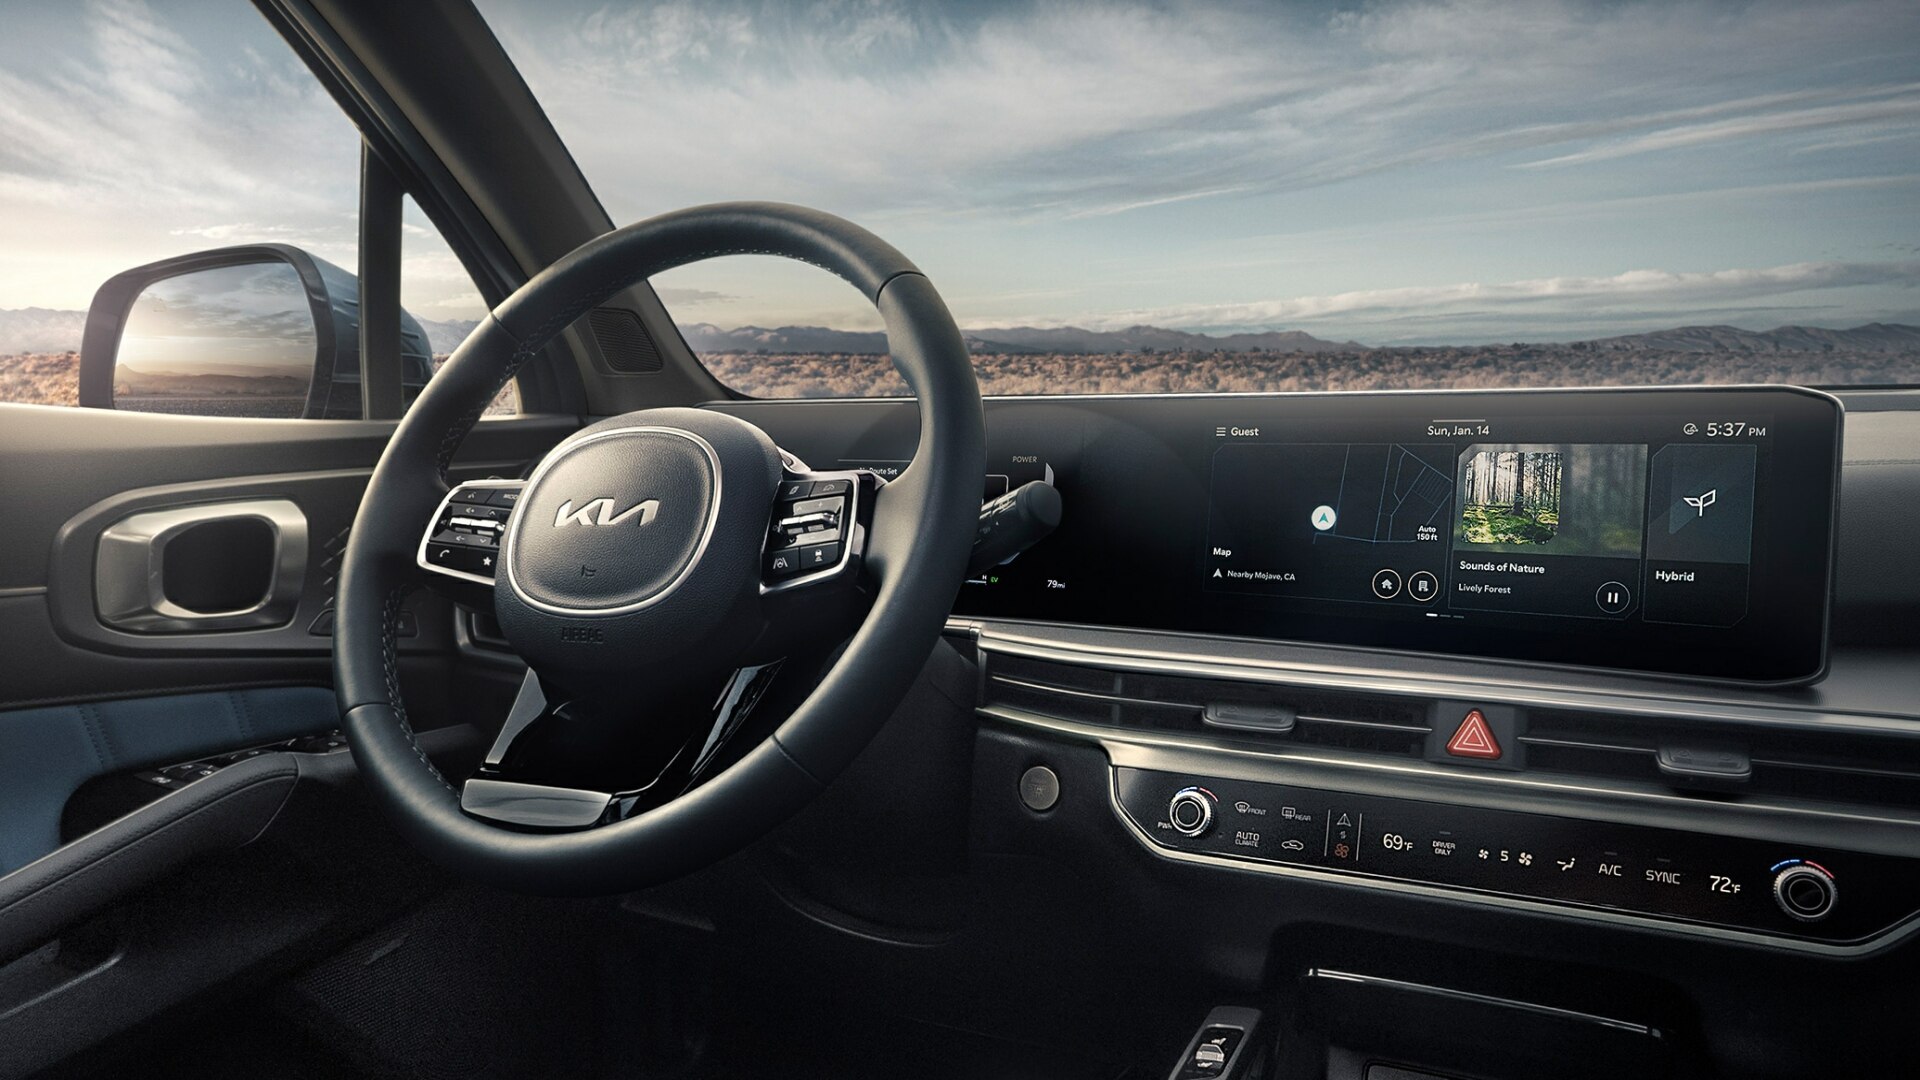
<box><xmin>480</xmin><ymin>0</ymin><xmax>1920</xmax><ymax>396</ymax></box>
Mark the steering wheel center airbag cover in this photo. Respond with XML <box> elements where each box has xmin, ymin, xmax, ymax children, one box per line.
<box><xmin>504</xmin><ymin>427</ymin><xmax>718</xmax><ymax>615</ymax></box>
<box><xmin>491</xmin><ymin>407</ymin><xmax>783</xmax><ymax>678</ymax></box>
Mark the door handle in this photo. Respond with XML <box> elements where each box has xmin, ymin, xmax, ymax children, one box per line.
<box><xmin>94</xmin><ymin>499</ymin><xmax>308</xmax><ymax>633</ymax></box>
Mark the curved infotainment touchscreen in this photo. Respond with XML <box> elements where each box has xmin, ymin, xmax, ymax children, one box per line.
<box><xmin>722</xmin><ymin>385</ymin><xmax>1842</xmax><ymax>683</ymax></box>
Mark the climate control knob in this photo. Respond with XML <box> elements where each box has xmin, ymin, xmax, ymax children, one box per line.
<box><xmin>1167</xmin><ymin>787</ymin><xmax>1217</xmax><ymax>837</ymax></box>
<box><xmin>1771</xmin><ymin>863</ymin><xmax>1837</xmax><ymax>922</ymax></box>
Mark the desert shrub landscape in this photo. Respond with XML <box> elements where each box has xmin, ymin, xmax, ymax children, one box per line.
<box><xmin>6</xmin><ymin>331</ymin><xmax>1916</xmax><ymax>410</ymax></box>
<box><xmin>0</xmin><ymin>352</ymin><xmax>80</xmax><ymax>407</ymax></box>
<box><xmin>703</xmin><ymin>342</ymin><xmax>1920</xmax><ymax>398</ymax></box>
<box><xmin>0</xmin><ymin>351</ymin><xmax>517</xmax><ymax>415</ymax></box>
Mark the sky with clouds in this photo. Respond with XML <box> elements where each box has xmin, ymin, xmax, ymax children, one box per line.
<box><xmin>1</xmin><ymin>0</ymin><xmax>1916</xmax><ymax>345</ymax></box>
<box><xmin>484</xmin><ymin>0</ymin><xmax>1920</xmax><ymax>343</ymax></box>
<box><xmin>0</xmin><ymin>0</ymin><xmax>482</xmax><ymax>326</ymax></box>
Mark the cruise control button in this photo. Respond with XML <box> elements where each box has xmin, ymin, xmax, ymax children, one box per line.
<box><xmin>434</xmin><ymin>529</ymin><xmax>496</xmax><ymax>549</ymax></box>
<box><xmin>791</xmin><ymin>495</ymin><xmax>843</xmax><ymax>517</ymax></box>
<box><xmin>796</xmin><ymin>527</ymin><xmax>842</xmax><ymax>546</ymax></box>
<box><xmin>809</xmin><ymin>478</ymin><xmax>853</xmax><ymax>497</ymax></box>
<box><xmin>1371</xmin><ymin>568</ymin><xmax>1402</xmax><ymax>599</ymax></box>
<box><xmin>777</xmin><ymin>479</ymin><xmax>814</xmax><ymax>500</ymax></box>
<box><xmin>451</xmin><ymin>503</ymin><xmax>510</xmax><ymax>524</ymax></box>
<box><xmin>800</xmin><ymin>542</ymin><xmax>843</xmax><ymax>570</ymax></box>
<box><xmin>764</xmin><ymin>549</ymin><xmax>804</xmax><ymax>578</ymax></box>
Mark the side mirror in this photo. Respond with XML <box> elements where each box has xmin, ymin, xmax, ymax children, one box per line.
<box><xmin>78</xmin><ymin>244</ymin><xmax>434</xmax><ymax>419</ymax></box>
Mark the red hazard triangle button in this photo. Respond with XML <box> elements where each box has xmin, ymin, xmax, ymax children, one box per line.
<box><xmin>1446</xmin><ymin>709</ymin><xmax>1502</xmax><ymax>760</ymax></box>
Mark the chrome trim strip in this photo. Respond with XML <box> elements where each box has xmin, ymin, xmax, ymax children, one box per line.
<box><xmin>1302</xmin><ymin>969</ymin><xmax>1660</xmax><ymax>1037</ymax></box>
<box><xmin>989</xmin><ymin>673</ymin><xmax>1184</xmax><ymax>712</ymax></box>
<box><xmin>501</xmin><ymin>427</ymin><xmax>725</xmax><ymax>617</ymax></box>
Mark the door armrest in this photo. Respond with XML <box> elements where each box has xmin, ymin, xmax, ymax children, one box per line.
<box><xmin>0</xmin><ymin>754</ymin><xmax>297</xmax><ymax>964</ymax></box>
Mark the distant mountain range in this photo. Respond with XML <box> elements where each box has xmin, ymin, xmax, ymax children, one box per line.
<box><xmin>414</xmin><ymin>317</ymin><xmax>481</xmax><ymax>355</ymax></box>
<box><xmin>677</xmin><ymin>322</ymin><xmax>1368</xmax><ymax>355</ymax></box>
<box><xmin>0</xmin><ymin>307</ymin><xmax>85</xmax><ymax>354</ymax></box>
<box><xmin>4</xmin><ymin>305</ymin><xmax>1917</xmax><ymax>358</ymax></box>
<box><xmin>1583</xmin><ymin>322</ymin><xmax>1920</xmax><ymax>353</ymax></box>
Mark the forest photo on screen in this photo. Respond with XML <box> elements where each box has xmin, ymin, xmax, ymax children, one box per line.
<box><xmin>1454</xmin><ymin>443</ymin><xmax>1647</xmax><ymax>557</ymax></box>
<box><xmin>1460</xmin><ymin>450</ymin><xmax>1564</xmax><ymax>544</ymax></box>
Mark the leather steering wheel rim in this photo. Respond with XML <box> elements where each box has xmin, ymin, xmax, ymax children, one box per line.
<box><xmin>333</xmin><ymin>202</ymin><xmax>984</xmax><ymax>896</ymax></box>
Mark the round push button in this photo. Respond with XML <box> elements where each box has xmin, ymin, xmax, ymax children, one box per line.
<box><xmin>1168</xmin><ymin>787</ymin><xmax>1217</xmax><ymax>837</ymax></box>
<box><xmin>1019</xmin><ymin>766</ymin><xmax>1060</xmax><ymax>812</ymax></box>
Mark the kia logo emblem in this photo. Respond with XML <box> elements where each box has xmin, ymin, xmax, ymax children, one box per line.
<box><xmin>553</xmin><ymin>497</ymin><xmax>659</xmax><ymax>528</ymax></box>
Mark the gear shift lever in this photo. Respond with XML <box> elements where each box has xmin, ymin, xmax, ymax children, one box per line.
<box><xmin>968</xmin><ymin>480</ymin><xmax>1061</xmax><ymax>576</ymax></box>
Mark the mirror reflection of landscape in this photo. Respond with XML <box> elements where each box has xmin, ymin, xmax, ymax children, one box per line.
<box><xmin>115</xmin><ymin>262</ymin><xmax>316</xmax><ymax>417</ymax></box>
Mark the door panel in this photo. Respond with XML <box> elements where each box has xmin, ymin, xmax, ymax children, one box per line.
<box><xmin>0</xmin><ymin>400</ymin><xmax>569</xmax><ymax>1058</ymax></box>
<box><xmin>0</xmin><ymin>403</ymin><xmax>573</xmax><ymax>709</ymax></box>
<box><xmin>0</xmin><ymin>400</ymin><xmax>571</xmax><ymax>891</ymax></box>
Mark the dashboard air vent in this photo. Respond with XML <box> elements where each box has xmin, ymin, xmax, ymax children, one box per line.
<box><xmin>982</xmin><ymin>652</ymin><xmax>1431</xmax><ymax>759</ymax></box>
<box><xmin>1524</xmin><ymin>708</ymin><xmax>1920</xmax><ymax>809</ymax></box>
<box><xmin>977</xmin><ymin>648</ymin><xmax>1920</xmax><ymax>814</ymax></box>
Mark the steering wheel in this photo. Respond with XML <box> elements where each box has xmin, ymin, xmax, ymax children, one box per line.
<box><xmin>333</xmin><ymin>203</ymin><xmax>983</xmax><ymax>896</ymax></box>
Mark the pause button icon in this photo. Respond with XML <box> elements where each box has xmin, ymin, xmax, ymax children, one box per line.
<box><xmin>1596</xmin><ymin>581</ymin><xmax>1631</xmax><ymax>614</ymax></box>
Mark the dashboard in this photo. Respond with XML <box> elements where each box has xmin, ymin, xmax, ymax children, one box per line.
<box><xmin>708</xmin><ymin>386</ymin><xmax>1918</xmax><ymax>962</ymax></box>
<box><xmin>719</xmin><ymin>386</ymin><xmax>1842</xmax><ymax>684</ymax></box>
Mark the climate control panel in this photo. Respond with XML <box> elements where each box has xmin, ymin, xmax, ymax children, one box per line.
<box><xmin>1116</xmin><ymin>768</ymin><xmax>1920</xmax><ymax>945</ymax></box>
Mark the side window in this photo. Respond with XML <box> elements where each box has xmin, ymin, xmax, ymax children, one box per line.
<box><xmin>0</xmin><ymin>3</ymin><xmax>507</xmax><ymax>417</ymax></box>
<box><xmin>404</xmin><ymin>197</ymin><xmax>516</xmax><ymax>416</ymax></box>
